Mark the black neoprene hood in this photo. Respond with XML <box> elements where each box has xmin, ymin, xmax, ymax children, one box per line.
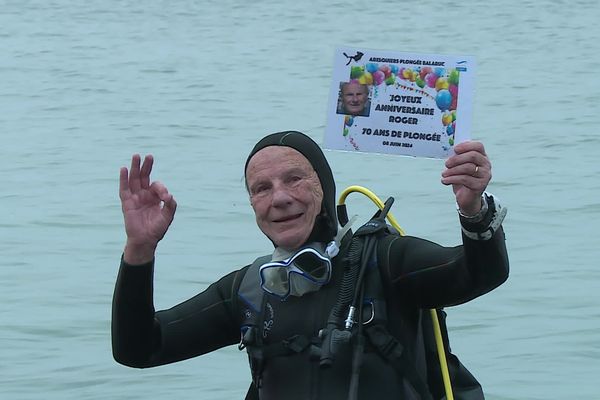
<box><xmin>244</xmin><ymin>131</ymin><xmax>338</xmax><ymax>244</ymax></box>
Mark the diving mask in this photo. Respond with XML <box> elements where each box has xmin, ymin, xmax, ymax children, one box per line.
<box><xmin>259</xmin><ymin>245</ymin><xmax>333</xmax><ymax>300</ymax></box>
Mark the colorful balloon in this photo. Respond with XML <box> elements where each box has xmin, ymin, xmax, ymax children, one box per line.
<box><xmin>436</xmin><ymin>89</ymin><xmax>452</xmax><ymax>111</ymax></box>
<box><xmin>365</xmin><ymin>63</ymin><xmax>379</xmax><ymax>73</ymax></box>
<box><xmin>441</xmin><ymin>112</ymin><xmax>452</xmax><ymax>126</ymax></box>
<box><xmin>350</xmin><ymin>66</ymin><xmax>364</xmax><ymax>79</ymax></box>
<box><xmin>358</xmin><ymin>71</ymin><xmax>373</xmax><ymax>85</ymax></box>
<box><xmin>420</xmin><ymin>66</ymin><xmax>432</xmax><ymax>80</ymax></box>
<box><xmin>415</xmin><ymin>76</ymin><xmax>425</xmax><ymax>88</ymax></box>
<box><xmin>379</xmin><ymin>64</ymin><xmax>391</xmax><ymax>78</ymax></box>
<box><xmin>425</xmin><ymin>72</ymin><xmax>438</xmax><ymax>88</ymax></box>
<box><xmin>385</xmin><ymin>75</ymin><xmax>396</xmax><ymax>85</ymax></box>
<box><xmin>373</xmin><ymin>70</ymin><xmax>385</xmax><ymax>85</ymax></box>
<box><xmin>435</xmin><ymin>77</ymin><xmax>449</xmax><ymax>91</ymax></box>
<box><xmin>448</xmin><ymin>84</ymin><xmax>458</xmax><ymax>99</ymax></box>
<box><xmin>448</xmin><ymin>69</ymin><xmax>460</xmax><ymax>85</ymax></box>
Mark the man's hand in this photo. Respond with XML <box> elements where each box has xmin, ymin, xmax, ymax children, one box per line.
<box><xmin>119</xmin><ymin>154</ymin><xmax>177</xmax><ymax>264</ymax></box>
<box><xmin>441</xmin><ymin>141</ymin><xmax>491</xmax><ymax>216</ymax></box>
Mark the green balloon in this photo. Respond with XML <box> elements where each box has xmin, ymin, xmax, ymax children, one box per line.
<box><xmin>350</xmin><ymin>66</ymin><xmax>364</xmax><ymax>79</ymax></box>
<box><xmin>448</xmin><ymin>69</ymin><xmax>459</xmax><ymax>85</ymax></box>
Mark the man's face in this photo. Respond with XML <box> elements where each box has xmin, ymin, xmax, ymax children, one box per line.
<box><xmin>341</xmin><ymin>83</ymin><xmax>368</xmax><ymax>115</ymax></box>
<box><xmin>246</xmin><ymin>146</ymin><xmax>323</xmax><ymax>251</ymax></box>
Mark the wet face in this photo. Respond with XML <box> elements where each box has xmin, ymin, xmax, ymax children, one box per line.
<box><xmin>246</xmin><ymin>146</ymin><xmax>324</xmax><ymax>251</ymax></box>
<box><xmin>341</xmin><ymin>82</ymin><xmax>369</xmax><ymax>115</ymax></box>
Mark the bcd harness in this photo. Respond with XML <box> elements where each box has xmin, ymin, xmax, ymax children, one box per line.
<box><xmin>237</xmin><ymin>197</ymin><xmax>484</xmax><ymax>400</ymax></box>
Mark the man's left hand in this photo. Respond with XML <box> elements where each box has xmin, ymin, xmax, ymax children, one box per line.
<box><xmin>441</xmin><ymin>141</ymin><xmax>491</xmax><ymax>216</ymax></box>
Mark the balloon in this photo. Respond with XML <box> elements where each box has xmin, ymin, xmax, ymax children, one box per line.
<box><xmin>410</xmin><ymin>70</ymin><xmax>418</xmax><ymax>82</ymax></box>
<box><xmin>398</xmin><ymin>67</ymin><xmax>405</xmax><ymax>78</ymax></box>
<box><xmin>436</xmin><ymin>89</ymin><xmax>452</xmax><ymax>111</ymax></box>
<box><xmin>446</xmin><ymin>123</ymin><xmax>455</xmax><ymax>135</ymax></box>
<box><xmin>449</xmin><ymin>136</ymin><xmax>454</xmax><ymax>146</ymax></box>
<box><xmin>435</xmin><ymin>77</ymin><xmax>449</xmax><ymax>91</ymax></box>
<box><xmin>373</xmin><ymin>70</ymin><xmax>385</xmax><ymax>85</ymax></box>
<box><xmin>420</xmin><ymin>66</ymin><xmax>432</xmax><ymax>80</ymax></box>
<box><xmin>390</xmin><ymin>65</ymin><xmax>399</xmax><ymax>75</ymax></box>
<box><xmin>450</xmin><ymin>97</ymin><xmax>457</xmax><ymax>111</ymax></box>
<box><xmin>425</xmin><ymin>72</ymin><xmax>438</xmax><ymax>88</ymax></box>
<box><xmin>434</xmin><ymin>67</ymin><xmax>445</xmax><ymax>77</ymax></box>
<box><xmin>448</xmin><ymin>69</ymin><xmax>459</xmax><ymax>85</ymax></box>
<box><xmin>451</xmin><ymin>110</ymin><xmax>457</xmax><ymax>121</ymax></box>
<box><xmin>441</xmin><ymin>112</ymin><xmax>452</xmax><ymax>126</ymax></box>
<box><xmin>448</xmin><ymin>83</ymin><xmax>458</xmax><ymax>99</ymax></box>
<box><xmin>415</xmin><ymin>76</ymin><xmax>425</xmax><ymax>88</ymax></box>
<box><xmin>402</xmin><ymin>68</ymin><xmax>413</xmax><ymax>80</ymax></box>
<box><xmin>379</xmin><ymin>64</ymin><xmax>391</xmax><ymax>78</ymax></box>
<box><xmin>350</xmin><ymin>66</ymin><xmax>364</xmax><ymax>79</ymax></box>
<box><xmin>385</xmin><ymin>74</ymin><xmax>396</xmax><ymax>85</ymax></box>
<box><xmin>365</xmin><ymin>63</ymin><xmax>379</xmax><ymax>73</ymax></box>
<box><xmin>358</xmin><ymin>71</ymin><xmax>373</xmax><ymax>85</ymax></box>
<box><xmin>344</xmin><ymin>115</ymin><xmax>354</xmax><ymax>127</ymax></box>
<box><xmin>343</xmin><ymin>127</ymin><xmax>349</xmax><ymax>136</ymax></box>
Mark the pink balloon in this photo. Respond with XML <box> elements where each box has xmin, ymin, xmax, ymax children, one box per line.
<box><xmin>373</xmin><ymin>70</ymin><xmax>385</xmax><ymax>85</ymax></box>
<box><xmin>449</xmin><ymin>84</ymin><xmax>458</xmax><ymax>98</ymax></box>
<box><xmin>425</xmin><ymin>73</ymin><xmax>438</xmax><ymax>88</ymax></box>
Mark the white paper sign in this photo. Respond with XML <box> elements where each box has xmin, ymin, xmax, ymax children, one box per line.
<box><xmin>324</xmin><ymin>46</ymin><xmax>476</xmax><ymax>159</ymax></box>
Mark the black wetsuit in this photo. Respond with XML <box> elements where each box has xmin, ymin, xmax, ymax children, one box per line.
<box><xmin>112</xmin><ymin>228</ymin><xmax>509</xmax><ymax>400</ymax></box>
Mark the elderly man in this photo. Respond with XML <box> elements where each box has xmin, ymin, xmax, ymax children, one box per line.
<box><xmin>338</xmin><ymin>82</ymin><xmax>371</xmax><ymax>116</ymax></box>
<box><xmin>112</xmin><ymin>131</ymin><xmax>509</xmax><ymax>400</ymax></box>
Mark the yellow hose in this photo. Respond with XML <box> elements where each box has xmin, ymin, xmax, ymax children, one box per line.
<box><xmin>338</xmin><ymin>185</ymin><xmax>454</xmax><ymax>400</ymax></box>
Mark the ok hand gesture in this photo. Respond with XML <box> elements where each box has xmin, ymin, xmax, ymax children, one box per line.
<box><xmin>119</xmin><ymin>154</ymin><xmax>177</xmax><ymax>264</ymax></box>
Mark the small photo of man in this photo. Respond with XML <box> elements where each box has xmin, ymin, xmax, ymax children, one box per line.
<box><xmin>336</xmin><ymin>81</ymin><xmax>371</xmax><ymax>117</ymax></box>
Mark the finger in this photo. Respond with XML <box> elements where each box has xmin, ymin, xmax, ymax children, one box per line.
<box><xmin>161</xmin><ymin>194</ymin><xmax>177</xmax><ymax>222</ymax></box>
<box><xmin>453</xmin><ymin>140</ymin><xmax>486</xmax><ymax>156</ymax></box>
<box><xmin>119</xmin><ymin>167</ymin><xmax>129</xmax><ymax>199</ymax></box>
<box><xmin>442</xmin><ymin>162</ymin><xmax>487</xmax><ymax>179</ymax></box>
<box><xmin>445</xmin><ymin>150</ymin><xmax>490</xmax><ymax>171</ymax></box>
<box><xmin>441</xmin><ymin>174</ymin><xmax>488</xmax><ymax>192</ymax></box>
<box><xmin>140</xmin><ymin>154</ymin><xmax>154</xmax><ymax>189</ymax></box>
<box><xmin>129</xmin><ymin>154</ymin><xmax>142</xmax><ymax>192</ymax></box>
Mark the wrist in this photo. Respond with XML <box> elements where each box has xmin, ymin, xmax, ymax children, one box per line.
<box><xmin>457</xmin><ymin>194</ymin><xmax>488</xmax><ymax>223</ymax></box>
<box><xmin>123</xmin><ymin>240</ymin><xmax>157</xmax><ymax>265</ymax></box>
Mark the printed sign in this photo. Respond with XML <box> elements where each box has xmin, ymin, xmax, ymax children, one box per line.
<box><xmin>324</xmin><ymin>46</ymin><xmax>476</xmax><ymax>159</ymax></box>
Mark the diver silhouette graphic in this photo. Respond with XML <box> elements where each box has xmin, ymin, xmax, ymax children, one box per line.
<box><xmin>343</xmin><ymin>51</ymin><xmax>364</xmax><ymax>65</ymax></box>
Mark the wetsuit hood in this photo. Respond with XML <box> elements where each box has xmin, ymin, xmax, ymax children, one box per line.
<box><xmin>245</xmin><ymin>131</ymin><xmax>337</xmax><ymax>245</ymax></box>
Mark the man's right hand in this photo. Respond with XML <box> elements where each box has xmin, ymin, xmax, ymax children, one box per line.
<box><xmin>119</xmin><ymin>154</ymin><xmax>177</xmax><ymax>265</ymax></box>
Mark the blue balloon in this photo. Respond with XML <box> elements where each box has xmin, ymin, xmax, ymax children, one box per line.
<box><xmin>446</xmin><ymin>124</ymin><xmax>455</xmax><ymax>135</ymax></box>
<box><xmin>390</xmin><ymin>65</ymin><xmax>399</xmax><ymax>75</ymax></box>
<box><xmin>434</xmin><ymin>67</ymin><xmax>445</xmax><ymax>77</ymax></box>
<box><xmin>436</xmin><ymin>89</ymin><xmax>452</xmax><ymax>111</ymax></box>
<box><xmin>365</xmin><ymin>63</ymin><xmax>379</xmax><ymax>73</ymax></box>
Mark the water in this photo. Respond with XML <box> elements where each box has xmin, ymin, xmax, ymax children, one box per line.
<box><xmin>1</xmin><ymin>0</ymin><xmax>599</xmax><ymax>398</ymax></box>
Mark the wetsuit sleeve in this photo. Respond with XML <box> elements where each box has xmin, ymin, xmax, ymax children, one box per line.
<box><xmin>111</xmin><ymin>257</ymin><xmax>247</xmax><ymax>368</ymax></box>
<box><xmin>379</xmin><ymin>225</ymin><xmax>509</xmax><ymax>308</ymax></box>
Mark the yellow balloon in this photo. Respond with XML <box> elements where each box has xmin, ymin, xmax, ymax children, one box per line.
<box><xmin>435</xmin><ymin>77</ymin><xmax>449</xmax><ymax>91</ymax></box>
<box><xmin>359</xmin><ymin>71</ymin><xmax>373</xmax><ymax>85</ymax></box>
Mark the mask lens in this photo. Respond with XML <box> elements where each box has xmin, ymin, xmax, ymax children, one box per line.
<box><xmin>293</xmin><ymin>251</ymin><xmax>329</xmax><ymax>281</ymax></box>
